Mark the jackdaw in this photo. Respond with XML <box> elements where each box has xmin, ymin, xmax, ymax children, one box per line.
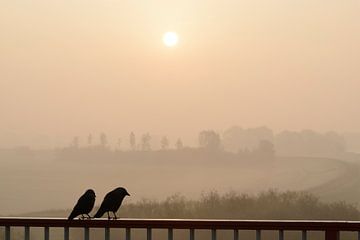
<box><xmin>94</xmin><ymin>187</ymin><xmax>130</xmax><ymax>219</ymax></box>
<box><xmin>68</xmin><ymin>189</ymin><xmax>96</xmax><ymax>220</ymax></box>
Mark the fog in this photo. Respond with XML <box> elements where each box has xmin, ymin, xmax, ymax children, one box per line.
<box><xmin>1</xmin><ymin>0</ymin><xmax>360</xmax><ymax>218</ymax></box>
<box><xmin>1</xmin><ymin>0</ymin><xmax>360</xmax><ymax>148</ymax></box>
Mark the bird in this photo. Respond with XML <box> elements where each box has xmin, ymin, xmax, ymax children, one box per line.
<box><xmin>68</xmin><ymin>189</ymin><xmax>96</xmax><ymax>220</ymax></box>
<box><xmin>93</xmin><ymin>187</ymin><xmax>130</xmax><ymax>219</ymax></box>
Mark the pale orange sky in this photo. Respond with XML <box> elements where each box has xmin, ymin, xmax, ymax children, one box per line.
<box><xmin>1</xmin><ymin>0</ymin><xmax>360</xmax><ymax>147</ymax></box>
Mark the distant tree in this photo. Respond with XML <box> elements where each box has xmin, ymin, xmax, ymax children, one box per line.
<box><xmin>117</xmin><ymin>138</ymin><xmax>122</xmax><ymax>150</ymax></box>
<box><xmin>222</xmin><ymin>126</ymin><xmax>274</xmax><ymax>153</ymax></box>
<box><xmin>275</xmin><ymin>130</ymin><xmax>346</xmax><ymax>157</ymax></box>
<box><xmin>100</xmin><ymin>133</ymin><xmax>107</xmax><ymax>147</ymax></box>
<box><xmin>72</xmin><ymin>136</ymin><xmax>79</xmax><ymax>148</ymax></box>
<box><xmin>253</xmin><ymin>140</ymin><xmax>275</xmax><ymax>159</ymax></box>
<box><xmin>87</xmin><ymin>134</ymin><xmax>93</xmax><ymax>145</ymax></box>
<box><xmin>141</xmin><ymin>133</ymin><xmax>151</xmax><ymax>151</ymax></box>
<box><xmin>130</xmin><ymin>132</ymin><xmax>136</xmax><ymax>150</ymax></box>
<box><xmin>199</xmin><ymin>130</ymin><xmax>221</xmax><ymax>150</ymax></box>
<box><xmin>175</xmin><ymin>138</ymin><xmax>183</xmax><ymax>150</ymax></box>
<box><xmin>161</xmin><ymin>136</ymin><xmax>169</xmax><ymax>150</ymax></box>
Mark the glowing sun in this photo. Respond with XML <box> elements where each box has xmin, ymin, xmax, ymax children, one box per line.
<box><xmin>163</xmin><ymin>32</ymin><xmax>178</xmax><ymax>47</ymax></box>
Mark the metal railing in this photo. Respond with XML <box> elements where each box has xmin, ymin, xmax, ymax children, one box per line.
<box><xmin>1</xmin><ymin>218</ymin><xmax>359</xmax><ymax>240</ymax></box>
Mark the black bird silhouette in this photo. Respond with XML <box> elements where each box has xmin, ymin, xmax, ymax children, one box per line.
<box><xmin>68</xmin><ymin>189</ymin><xmax>96</xmax><ymax>220</ymax></box>
<box><xmin>94</xmin><ymin>187</ymin><xmax>130</xmax><ymax>219</ymax></box>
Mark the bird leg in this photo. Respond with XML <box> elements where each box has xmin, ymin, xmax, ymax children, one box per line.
<box><xmin>113</xmin><ymin>212</ymin><xmax>117</xmax><ymax>220</ymax></box>
<box><xmin>86</xmin><ymin>214</ymin><xmax>91</xmax><ymax>219</ymax></box>
<box><xmin>107</xmin><ymin>212</ymin><xmax>110</xmax><ymax>220</ymax></box>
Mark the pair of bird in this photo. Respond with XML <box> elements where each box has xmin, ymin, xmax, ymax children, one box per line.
<box><xmin>68</xmin><ymin>187</ymin><xmax>130</xmax><ymax>220</ymax></box>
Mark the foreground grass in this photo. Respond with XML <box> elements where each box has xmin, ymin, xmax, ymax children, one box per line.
<box><xmin>120</xmin><ymin>190</ymin><xmax>359</xmax><ymax>220</ymax></box>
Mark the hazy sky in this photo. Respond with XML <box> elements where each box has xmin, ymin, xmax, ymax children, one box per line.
<box><xmin>1</xmin><ymin>0</ymin><xmax>360</xmax><ymax>147</ymax></box>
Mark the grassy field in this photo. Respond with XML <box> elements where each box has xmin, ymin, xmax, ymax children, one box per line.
<box><xmin>0</xmin><ymin>149</ymin><xmax>354</xmax><ymax>215</ymax></box>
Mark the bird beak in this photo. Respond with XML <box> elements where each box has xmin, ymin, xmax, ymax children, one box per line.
<box><xmin>127</xmin><ymin>193</ymin><xmax>130</xmax><ymax>196</ymax></box>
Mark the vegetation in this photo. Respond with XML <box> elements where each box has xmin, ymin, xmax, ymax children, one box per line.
<box><xmin>120</xmin><ymin>190</ymin><xmax>359</xmax><ymax>220</ymax></box>
<box><xmin>24</xmin><ymin>190</ymin><xmax>360</xmax><ymax>220</ymax></box>
<box><xmin>59</xmin><ymin>126</ymin><xmax>347</xmax><ymax>161</ymax></box>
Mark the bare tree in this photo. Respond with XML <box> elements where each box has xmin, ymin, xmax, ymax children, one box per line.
<box><xmin>117</xmin><ymin>138</ymin><xmax>122</xmax><ymax>150</ymax></box>
<box><xmin>72</xmin><ymin>136</ymin><xmax>79</xmax><ymax>148</ymax></box>
<box><xmin>130</xmin><ymin>132</ymin><xmax>136</xmax><ymax>150</ymax></box>
<box><xmin>100</xmin><ymin>133</ymin><xmax>107</xmax><ymax>147</ymax></box>
<box><xmin>175</xmin><ymin>138</ymin><xmax>183</xmax><ymax>150</ymax></box>
<box><xmin>141</xmin><ymin>133</ymin><xmax>151</xmax><ymax>151</ymax></box>
<box><xmin>161</xmin><ymin>136</ymin><xmax>169</xmax><ymax>150</ymax></box>
<box><xmin>87</xmin><ymin>134</ymin><xmax>92</xmax><ymax>145</ymax></box>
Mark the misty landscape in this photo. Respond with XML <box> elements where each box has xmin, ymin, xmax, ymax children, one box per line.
<box><xmin>1</xmin><ymin>127</ymin><xmax>360</xmax><ymax>216</ymax></box>
<box><xmin>1</xmin><ymin>0</ymin><xmax>360</xmax><ymax>239</ymax></box>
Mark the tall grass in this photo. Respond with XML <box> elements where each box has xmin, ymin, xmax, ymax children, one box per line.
<box><xmin>120</xmin><ymin>190</ymin><xmax>360</xmax><ymax>220</ymax></box>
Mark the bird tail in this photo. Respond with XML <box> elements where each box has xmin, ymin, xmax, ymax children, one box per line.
<box><xmin>93</xmin><ymin>208</ymin><xmax>105</xmax><ymax>218</ymax></box>
<box><xmin>68</xmin><ymin>210</ymin><xmax>77</xmax><ymax>220</ymax></box>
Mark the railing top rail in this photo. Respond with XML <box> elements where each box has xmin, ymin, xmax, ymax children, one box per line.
<box><xmin>0</xmin><ymin>218</ymin><xmax>360</xmax><ymax>231</ymax></box>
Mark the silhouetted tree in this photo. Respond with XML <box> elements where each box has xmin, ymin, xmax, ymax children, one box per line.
<box><xmin>199</xmin><ymin>130</ymin><xmax>221</xmax><ymax>150</ymax></box>
<box><xmin>175</xmin><ymin>138</ymin><xmax>183</xmax><ymax>150</ymax></box>
<box><xmin>275</xmin><ymin>130</ymin><xmax>346</xmax><ymax>157</ymax></box>
<box><xmin>87</xmin><ymin>134</ymin><xmax>92</xmax><ymax>145</ymax></box>
<box><xmin>117</xmin><ymin>138</ymin><xmax>122</xmax><ymax>150</ymax></box>
<box><xmin>141</xmin><ymin>133</ymin><xmax>151</xmax><ymax>151</ymax></box>
<box><xmin>222</xmin><ymin>126</ymin><xmax>274</xmax><ymax>153</ymax></box>
<box><xmin>129</xmin><ymin>132</ymin><xmax>136</xmax><ymax>150</ymax></box>
<box><xmin>100</xmin><ymin>133</ymin><xmax>107</xmax><ymax>147</ymax></box>
<box><xmin>72</xmin><ymin>136</ymin><xmax>79</xmax><ymax>148</ymax></box>
<box><xmin>253</xmin><ymin>140</ymin><xmax>275</xmax><ymax>159</ymax></box>
<box><xmin>161</xmin><ymin>136</ymin><xmax>169</xmax><ymax>150</ymax></box>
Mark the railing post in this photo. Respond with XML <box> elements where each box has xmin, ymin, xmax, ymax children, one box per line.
<box><xmin>24</xmin><ymin>226</ymin><xmax>30</xmax><ymax>240</ymax></box>
<box><xmin>105</xmin><ymin>227</ymin><xmax>110</xmax><ymax>240</ymax></box>
<box><xmin>44</xmin><ymin>226</ymin><xmax>49</xmax><ymax>240</ymax></box>
<box><xmin>126</xmin><ymin>228</ymin><xmax>131</xmax><ymax>240</ymax></box>
<box><xmin>302</xmin><ymin>230</ymin><xmax>307</xmax><ymax>240</ymax></box>
<box><xmin>84</xmin><ymin>227</ymin><xmax>89</xmax><ymax>240</ymax></box>
<box><xmin>64</xmin><ymin>227</ymin><xmax>69</xmax><ymax>240</ymax></box>
<box><xmin>256</xmin><ymin>230</ymin><xmax>261</xmax><ymax>240</ymax></box>
<box><xmin>358</xmin><ymin>231</ymin><xmax>360</xmax><ymax>240</ymax></box>
<box><xmin>279</xmin><ymin>230</ymin><xmax>284</xmax><ymax>240</ymax></box>
<box><xmin>190</xmin><ymin>229</ymin><xmax>195</xmax><ymax>240</ymax></box>
<box><xmin>233</xmin><ymin>229</ymin><xmax>239</xmax><ymax>240</ymax></box>
<box><xmin>147</xmin><ymin>228</ymin><xmax>152</xmax><ymax>240</ymax></box>
<box><xmin>168</xmin><ymin>228</ymin><xmax>173</xmax><ymax>240</ymax></box>
<box><xmin>5</xmin><ymin>226</ymin><xmax>10</xmax><ymax>240</ymax></box>
<box><xmin>212</xmin><ymin>229</ymin><xmax>217</xmax><ymax>240</ymax></box>
<box><xmin>325</xmin><ymin>230</ymin><xmax>339</xmax><ymax>240</ymax></box>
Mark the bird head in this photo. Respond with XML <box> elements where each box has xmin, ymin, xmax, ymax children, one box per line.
<box><xmin>85</xmin><ymin>189</ymin><xmax>96</xmax><ymax>198</ymax></box>
<box><xmin>116</xmin><ymin>187</ymin><xmax>130</xmax><ymax>197</ymax></box>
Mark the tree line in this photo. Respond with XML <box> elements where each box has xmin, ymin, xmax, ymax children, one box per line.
<box><xmin>67</xmin><ymin>126</ymin><xmax>346</xmax><ymax>158</ymax></box>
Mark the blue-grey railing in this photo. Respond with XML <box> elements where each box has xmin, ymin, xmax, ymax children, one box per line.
<box><xmin>1</xmin><ymin>218</ymin><xmax>359</xmax><ymax>240</ymax></box>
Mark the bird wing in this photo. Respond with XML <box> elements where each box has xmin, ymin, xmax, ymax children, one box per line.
<box><xmin>94</xmin><ymin>191</ymin><xmax>115</xmax><ymax>217</ymax></box>
<box><xmin>100</xmin><ymin>191</ymin><xmax>115</xmax><ymax>210</ymax></box>
<box><xmin>68</xmin><ymin>196</ymin><xmax>85</xmax><ymax>220</ymax></box>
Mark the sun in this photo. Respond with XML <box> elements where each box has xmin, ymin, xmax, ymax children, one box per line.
<box><xmin>163</xmin><ymin>32</ymin><xmax>178</xmax><ymax>47</ymax></box>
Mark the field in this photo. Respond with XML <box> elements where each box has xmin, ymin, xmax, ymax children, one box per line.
<box><xmin>0</xmin><ymin>149</ymin><xmax>357</xmax><ymax>215</ymax></box>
